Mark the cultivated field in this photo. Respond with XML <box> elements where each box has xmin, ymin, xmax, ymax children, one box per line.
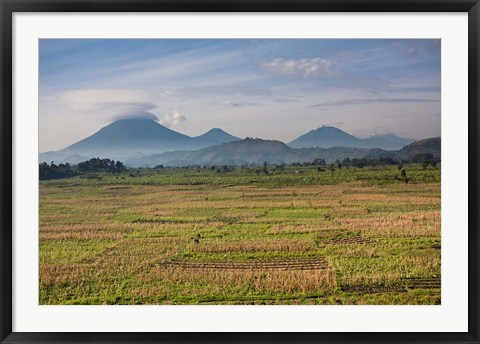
<box><xmin>39</xmin><ymin>165</ymin><xmax>441</xmax><ymax>305</ymax></box>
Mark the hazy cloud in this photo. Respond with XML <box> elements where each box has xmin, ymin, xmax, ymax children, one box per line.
<box><xmin>217</xmin><ymin>101</ymin><xmax>262</xmax><ymax>107</ymax></box>
<box><xmin>60</xmin><ymin>88</ymin><xmax>154</xmax><ymax>113</ymax></box>
<box><xmin>177</xmin><ymin>85</ymin><xmax>271</xmax><ymax>98</ymax></box>
<box><xmin>311</xmin><ymin>98</ymin><xmax>440</xmax><ymax>107</ymax></box>
<box><xmin>273</xmin><ymin>97</ymin><xmax>301</xmax><ymax>103</ymax></box>
<box><xmin>95</xmin><ymin>101</ymin><xmax>157</xmax><ymax>112</ymax></box>
<box><xmin>158</xmin><ymin>90</ymin><xmax>177</xmax><ymax>97</ymax></box>
<box><xmin>386</xmin><ymin>86</ymin><xmax>441</xmax><ymax>93</ymax></box>
<box><xmin>260</xmin><ymin>57</ymin><xmax>335</xmax><ymax>78</ymax></box>
<box><xmin>393</xmin><ymin>39</ymin><xmax>441</xmax><ymax>59</ymax></box>
<box><xmin>323</xmin><ymin>121</ymin><xmax>345</xmax><ymax>127</ymax></box>
<box><xmin>160</xmin><ymin>111</ymin><xmax>187</xmax><ymax>127</ymax></box>
<box><xmin>111</xmin><ymin>111</ymin><xmax>159</xmax><ymax>121</ymax></box>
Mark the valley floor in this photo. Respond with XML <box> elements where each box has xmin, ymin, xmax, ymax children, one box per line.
<box><xmin>39</xmin><ymin>165</ymin><xmax>441</xmax><ymax>305</ymax></box>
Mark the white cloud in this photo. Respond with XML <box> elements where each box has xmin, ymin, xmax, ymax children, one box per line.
<box><xmin>60</xmin><ymin>88</ymin><xmax>153</xmax><ymax>112</ymax></box>
<box><xmin>160</xmin><ymin>111</ymin><xmax>187</xmax><ymax>128</ymax></box>
<box><xmin>159</xmin><ymin>90</ymin><xmax>176</xmax><ymax>97</ymax></box>
<box><xmin>311</xmin><ymin>98</ymin><xmax>439</xmax><ymax>107</ymax></box>
<box><xmin>260</xmin><ymin>57</ymin><xmax>334</xmax><ymax>78</ymax></box>
<box><xmin>111</xmin><ymin>111</ymin><xmax>158</xmax><ymax>121</ymax></box>
<box><xmin>216</xmin><ymin>101</ymin><xmax>262</xmax><ymax>107</ymax></box>
<box><xmin>176</xmin><ymin>85</ymin><xmax>271</xmax><ymax>98</ymax></box>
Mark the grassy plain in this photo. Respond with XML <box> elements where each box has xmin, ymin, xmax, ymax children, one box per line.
<box><xmin>39</xmin><ymin>164</ymin><xmax>441</xmax><ymax>305</ymax></box>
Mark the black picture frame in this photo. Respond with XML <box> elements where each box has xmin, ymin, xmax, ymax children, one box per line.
<box><xmin>1</xmin><ymin>1</ymin><xmax>479</xmax><ymax>343</ymax></box>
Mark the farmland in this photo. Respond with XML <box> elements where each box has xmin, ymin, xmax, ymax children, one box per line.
<box><xmin>39</xmin><ymin>164</ymin><xmax>441</xmax><ymax>305</ymax></box>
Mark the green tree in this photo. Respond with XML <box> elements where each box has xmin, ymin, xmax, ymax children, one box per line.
<box><xmin>262</xmin><ymin>161</ymin><xmax>269</xmax><ymax>175</ymax></box>
<box><xmin>400</xmin><ymin>169</ymin><xmax>409</xmax><ymax>184</ymax></box>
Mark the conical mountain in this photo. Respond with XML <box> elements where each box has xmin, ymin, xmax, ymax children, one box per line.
<box><xmin>289</xmin><ymin>126</ymin><xmax>362</xmax><ymax>148</ymax></box>
<box><xmin>192</xmin><ymin>128</ymin><xmax>241</xmax><ymax>147</ymax></box>
<box><xmin>68</xmin><ymin>118</ymin><xmax>191</xmax><ymax>151</ymax></box>
<box><xmin>57</xmin><ymin>118</ymin><xmax>193</xmax><ymax>160</ymax></box>
<box><xmin>289</xmin><ymin>126</ymin><xmax>415</xmax><ymax>150</ymax></box>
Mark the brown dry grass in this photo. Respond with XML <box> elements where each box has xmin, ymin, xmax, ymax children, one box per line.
<box><xmin>190</xmin><ymin>239</ymin><xmax>316</xmax><ymax>253</ymax></box>
<box><xmin>338</xmin><ymin>211</ymin><xmax>440</xmax><ymax>237</ymax></box>
<box><xmin>40</xmin><ymin>263</ymin><xmax>92</xmax><ymax>284</ymax></box>
<box><xmin>135</xmin><ymin>265</ymin><xmax>336</xmax><ymax>296</ymax></box>
<box><xmin>266</xmin><ymin>223</ymin><xmax>339</xmax><ymax>234</ymax></box>
<box><xmin>338</xmin><ymin>254</ymin><xmax>441</xmax><ymax>286</ymax></box>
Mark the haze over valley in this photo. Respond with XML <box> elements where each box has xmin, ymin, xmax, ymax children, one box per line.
<box><xmin>39</xmin><ymin>117</ymin><xmax>439</xmax><ymax>167</ymax></box>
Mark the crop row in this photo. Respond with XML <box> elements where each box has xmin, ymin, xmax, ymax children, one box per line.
<box><xmin>403</xmin><ymin>277</ymin><xmax>441</xmax><ymax>289</ymax></box>
<box><xmin>164</xmin><ymin>258</ymin><xmax>330</xmax><ymax>270</ymax></box>
<box><xmin>341</xmin><ymin>277</ymin><xmax>441</xmax><ymax>294</ymax></box>
<box><xmin>321</xmin><ymin>237</ymin><xmax>374</xmax><ymax>245</ymax></box>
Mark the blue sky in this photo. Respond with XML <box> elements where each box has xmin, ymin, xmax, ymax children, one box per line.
<box><xmin>39</xmin><ymin>39</ymin><xmax>441</xmax><ymax>152</ymax></box>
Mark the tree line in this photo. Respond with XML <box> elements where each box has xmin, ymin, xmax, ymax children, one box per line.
<box><xmin>39</xmin><ymin>158</ymin><xmax>127</xmax><ymax>180</ymax></box>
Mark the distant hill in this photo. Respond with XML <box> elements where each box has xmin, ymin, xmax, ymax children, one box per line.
<box><xmin>38</xmin><ymin>151</ymin><xmax>90</xmax><ymax>165</ymax></box>
<box><xmin>126</xmin><ymin>138</ymin><xmax>380</xmax><ymax>167</ymax></box>
<box><xmin>39</xmin><ymin>118</ymin><xmax>240</xmax><ymax>163</ymax></box>
<box><xmin>361</xmin><ymin>134</ymin><xmax>415</xmax><ymax>150</ymax></box>
<box><xmin>398</xmin><ymin>137</ymin><xmax>441</xmax><ymax>161</ymax></box>
<box><xmin>289</xmin><ymin>126</ymin><xmax>414</xmax><ymax>150</ymax></box>
<box><xmin>127</xmin><ymin>137</ymin><xmax>441</xmax><ymax>167</ymax></box>
<box><xmin>127</xmin><ymin>138</ymin><xmax>291</xmax><ymax>167</ymax></box>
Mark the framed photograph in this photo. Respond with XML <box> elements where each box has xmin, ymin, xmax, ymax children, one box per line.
<box><xmin>1</xmin><ymin>1</ymin><xmax>479</xmax><ymax>343</ymax></box>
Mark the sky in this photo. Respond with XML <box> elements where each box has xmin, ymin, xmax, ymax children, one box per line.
<box><xmin>39</xmin><ymin>39</ymin><xmax>441</xmax><ymax>152</ymax></box>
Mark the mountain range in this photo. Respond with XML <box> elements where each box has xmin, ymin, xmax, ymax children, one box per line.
<box><xmin>40</xmin><ymin>118</ymin><xmax>240</xmax><ymax>164</ymax></box>
<box><xmin>39</xmin><ymin>118</ymin><xmax>433</xmax><ymax>167</ymax></box>
<box><xmin>127</xmin><ymin>138</ymin><xmax>366</xmax><ymax>167</ymax></box>
<box><xmin>288</xmin><ymin>126</ymin><xmax>414</xmax><ymax>150</ymax></box>
<box><xmin>127</xmin><ymin>137</ymin><xmax>440</xmax><ymax>167</ymax></box>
